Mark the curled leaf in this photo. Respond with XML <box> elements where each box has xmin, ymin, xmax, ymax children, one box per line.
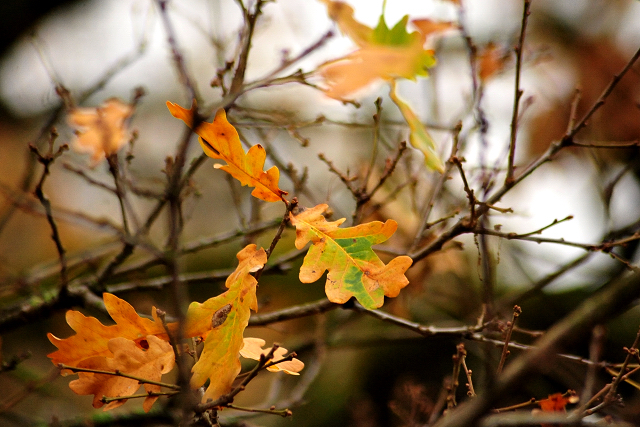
<box><xmin>290</xmin><ymin>204</ymin><xmax>413</xmax><ymax>309</ymax></box>
<box><xmin>389</xmin><ymin>81</ymin><xmax>444</xmax><ymax>172</ymax></box>
<box><xmin>68</xmin><ymin>98</ymin><xmax>134</xmax><ymax>165</ymax></box>
<box><xmin>241</xmin><ymin>337</ymin><xmax>304</xmax><ymax>375</ymax></box>
<box><xmin>166</xmin><ymin>101</ymin><xmax>287</xmax><ymax>203</ymax></box>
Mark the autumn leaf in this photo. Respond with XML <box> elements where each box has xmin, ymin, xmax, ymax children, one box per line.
<box><xmin>478</xmin><ymin>43</ymin><xmax>510</xmax><ymax>81</ymax></box>
<box><xmin>320</xmin><ymin>0</ymin><xmax>372</xmax><ymax>47</ymax></box>
<box><xmin>166</xmin><ymin>101</ymin><xmax>287</xmax><ymax>203</ymax></box>
<box><xmin>536</xmin><ymin>392</ymin><xmax>578</xmax><ymax>427</ymax></box>
<box><xmin>389</xmin><ymin>81</ymin><xmax>444</xmax><ymax>172</ymax></box>
<box><xmin>68</xmin><ymin>98</ymin><xmax>134</xmax><ymax>165</ymax></box>
<box><xmin>290</xmin><ymin>204</ymin><xmax>413</xmax><ymax>309</ymax></box>
<box><xmin>68</xmin><ymin>335</ymin><xmax>174</xmax><ymax>412</ymax></box>
<box><xmin>48</xmin><ymin>293</ymin><xmax>167</xmax><ymax>368</ymax></box>
<box><xmin>185</xmin><ymin>244</ymin><xmax>266</xmax><ymax>402</ymax></box>
<box><xmin>241</xmin><ymin>337</ymin><xmax>304</xmax><ymax>375</ymax></box>
<box><xmin>538</xmin><ymin>392</ymin><xmax>575</xmax><ymax>412</ymax></box>
<box><xmin>318</xmin><ymin>1</ymin><xmax>440</xmax><ymax>99</ymax></box>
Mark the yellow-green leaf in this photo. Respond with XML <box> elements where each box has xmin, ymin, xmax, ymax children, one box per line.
<box><xmin>166</xmin><ymin>101</ymin><xmax>287</xmax><ymax>203</ymax></box>
<box><xmin>185</xmin><ymin>244</ymin><xmax>266</xmax><ymax>402</ymax></box>
<box><xmin>290</xmin><ymin>204</ymin><xmax>413</xmax><ymax>309</ymax></box>
<box><xmin>389</xmin><ymin>81</ymin><xmax>444</xmax><ymax>172</ymax></box>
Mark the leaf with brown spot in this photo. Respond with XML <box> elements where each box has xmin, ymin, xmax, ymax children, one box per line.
<box><xmin>48</xmin><ymin>293</ymin><xmax>167</xmax><ymax>368</ymax></box>
<box><xmin>184</xmin><ymin>244</ymin><xmax>266</xmax><ymax>402</ymax></box>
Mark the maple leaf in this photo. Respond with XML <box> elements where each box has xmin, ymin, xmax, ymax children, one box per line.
<box><xmin>290</xmin><ymin>204</ymin><xmax>413</xmax><ymax>309</ymax></box>
<box><xmin>389</xmin><ymin>81</ymin><xmax>444</xmax><ymax>172</ymax></box>
<box><xmin>185</xmin><ymin>244</ymin><xmax>266</xmax><ymax>402</ymax></box>
<box><xmin>69</xmin><ymin>335</ymin><xmax>174</xmax><ymax>412</ymax></box>
<box><xmin>48</xmin><ymin>293</ymin><xmax>167</xmax><ymax>367</ymax></box>
<box><xmin>166</xmin><ymin>101</ymin><xmax>287</xmax><ymax>203</ymax></box>
<box><xmin>68</xmin><ymin>98</ymin><xmax>134</xmax><ymax>165</ymax></box>
<box><xmin>241</xmin><ymin>337</ymin><xmax>304</xmax><ymax>375</ymax></box>
<box><xmin>318</xmin><ymin>1</ymin><xmax>440</xmax><ymax>99</ymax></box>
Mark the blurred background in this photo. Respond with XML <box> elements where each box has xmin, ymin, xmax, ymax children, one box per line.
<box><xmin>2</xmin><ymin>0</ymin><xmax>640</xmax><ymax>426</ymax></box>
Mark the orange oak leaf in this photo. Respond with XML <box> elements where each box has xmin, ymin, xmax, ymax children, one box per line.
<box><xmin>241</xmin><ymin>337</ymin><xmax>304</xmax><ymax>375</ymax></box>
<box><xmin>48</xmin><ymin>293</ymin><xmax>167</xmax><ymax>368</ymax></box>
<box><xmin>69</xmin><ymin>335</ymin><xmax>174</xmax><ymax>412</ymax></box>
<box><xmin>538</xmin><ymin>392</ymin><xmax>574</xmax><ymax>412</ymax></box>
<box><xmin>166</xmin><ymin>101</ymin><xmax>287</xmax><ymax>203</ymax></box>
<box><xmin>290</xmin><ymin>204</ymin><xmax>413</xmax><ymax>309</ymax></box>
<box><xmin>68</xmin><ymin>98</ymin><xmax>134</xmax><ymax>165</ymax></box>
<box><xmin>185</xmin><ymin>244</ymin><xmax>266</xmax><ymax>402</ymax></box>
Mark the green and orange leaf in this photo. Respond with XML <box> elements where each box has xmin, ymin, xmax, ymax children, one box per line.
<box><xmin>185</xmin><ymin>244</ymin><xmax>266</xmax><ymax>402</ymax></box>
<box><xmin>318</xmin><ymin>1</ymin><xmax>445</xmax><ymax>99</ymax></box>
<box><xmin>166</xmin><ymin>101</ymin><xmax>287</xmax><ymax>203</ymax></box>
<box><xmin>290</xmin><ymin>204</ymin><xmax>413</xmax><ymax>309</ymax></box>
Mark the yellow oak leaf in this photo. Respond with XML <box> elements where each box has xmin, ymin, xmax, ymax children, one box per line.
<box><xmin>241</xmin><ymin>337</ymin><xmax>304</xmax><ymax>375</ymax></box>
<box><xmin>48</xmin><ymin>293</ymin><xmax>167</xmax><ymax>368</ymax></box>
<box><xmin>290</xmin><ymin>204</ymin><xmax>413</xmax><ymax>309</ymax></box>
<box><xmin>166</xmin><ymin>101</ymin><xmax>287</xmax><ymax>203</ymax></box>
<box><xmin>185</xmin><ymin>244</ymin><xmax>266</xmax><ymax>402</ymax></box>
<box><xmin>68</xmin><ymin>98</ymin><xmax>134</xmax><ymax>165</ymax></box>
<box><xmin>69</xmin><ymin>335</ymin><xmax>174</xmax><ymax>412</ymax></box>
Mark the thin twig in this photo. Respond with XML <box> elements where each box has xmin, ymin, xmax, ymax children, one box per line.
<box><xmin>505</xmin><ymin>0</ymin><xmax>532</xmax><ymax>186</ymax></box>
<box><xmin>58</xmin><ymin>364</ymin><xmax>180</xmax><ymax>390</ymax></box>
<box><xmin>29</xmin><ymin>135</ymin><xmax>70</xmax><ymax>290</ymax></box>
<box><xmin>496</xmin><ymin>305</ymin><xmax>522</xmax><ymax>374</ymax></box>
